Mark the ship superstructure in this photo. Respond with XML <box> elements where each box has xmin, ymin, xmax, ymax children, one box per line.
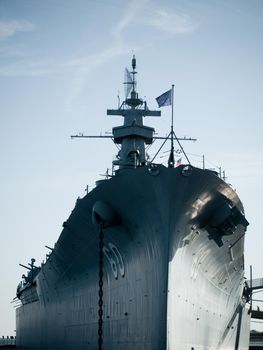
<box><xmin>16</xmin><ymin>57</ymin><xmax>250</xmax><ymax>350</ymax></box>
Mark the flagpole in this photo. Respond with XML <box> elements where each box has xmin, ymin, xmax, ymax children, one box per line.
<box><xmin>155</xmin><ymin>86</ymin><xmax>192</xmax><ymax>167</ymax></box>
<box><xmin>171</xmin><ymin>84</ymin><xmax>174</xmax><ymax>133</ymax></box>
<box><xmin>168</xmin><ymin>84</ymin><xmax>175</xmax><ymax>167</ymax></box>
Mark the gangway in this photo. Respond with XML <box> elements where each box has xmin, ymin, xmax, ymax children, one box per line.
<box><xmin>250</xmin><ymin>331</ymin><xmax>263</xmax><ymax>349</ymax></box>
<box><xmin>247</xmin><ymin>275</ymin><xmax>263</xmax><ymax>320</ymax></box>
<box><xmin>249</xmin><ymin>278</ymin><xmax>263</xmax><ymax>292</ymax></box>
<box><xmin>251</xmin><ymin>310</ymin><xmax>263</xmax><ymax>320</ymax></box>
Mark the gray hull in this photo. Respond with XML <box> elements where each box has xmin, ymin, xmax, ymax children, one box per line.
<box><xmin>16</xmin><ymin>165</ymin><xmax>250</xmax><ymax>349</ymax></box>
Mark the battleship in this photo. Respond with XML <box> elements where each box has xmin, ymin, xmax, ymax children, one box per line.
<box><xmin>16</xmin><ymin>56</ymin><xmax>251</xmax><ymax>349</ymax></box>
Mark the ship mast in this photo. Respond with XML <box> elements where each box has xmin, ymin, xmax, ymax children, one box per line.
<box><xmin>107</xmin><ymin>55</ymin><xmax>161</xmax><ymax>169</ymax></box>
<box><xmin>71</xmin><ymin>56</ymin><xmax>196</xmax><ymax>171</ymax></box>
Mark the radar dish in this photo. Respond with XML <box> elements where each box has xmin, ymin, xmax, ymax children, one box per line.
<box><xmin>124</xmin><ymin>67</ymin><xmax>133</xmax><ymax>98</ymax></box>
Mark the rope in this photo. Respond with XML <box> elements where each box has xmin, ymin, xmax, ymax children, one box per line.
<box><xmin>150</xmin><ymin>130</ymin><xmax>192</xmax><ymax>166</ymax></box>
<box><xmin>98</xmin><ymin>224</ymin><xmax>104</xmax><ymax>350</ymax></box>
<box><xmin>173</xmin><ymin>131</ymin><xmax>191</xmax><ymax>165</ymax></box>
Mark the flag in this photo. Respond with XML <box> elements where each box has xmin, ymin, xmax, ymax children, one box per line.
<box><xmin>176</xmin><ymin>158</ymin><xmax>182</xmax><ymax>166</ymax></box>
<box><xmin>156</xmin><ymin>89</ymin><xmax>172</xmax><ymax>107</ymax></box>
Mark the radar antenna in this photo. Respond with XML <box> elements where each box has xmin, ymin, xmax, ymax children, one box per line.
<box><xmin>124</xmin><ymin>55</ymin><xmax>137</xmax><ymax>99</ymax></box>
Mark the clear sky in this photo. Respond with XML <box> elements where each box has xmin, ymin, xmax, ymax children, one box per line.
<box><xmin>0</xmin><ymin>0</ymin><xmax>262</xmax><ymax>336</ymax></box>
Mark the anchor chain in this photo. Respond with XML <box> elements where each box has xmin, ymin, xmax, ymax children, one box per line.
<box><xmin>98</xmin><ymin>223</ymin><xmax>104</xmax><ymax>350</ymax></box>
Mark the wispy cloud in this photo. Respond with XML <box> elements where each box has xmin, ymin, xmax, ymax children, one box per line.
<box><xmin>141</xmin><ymin>9</ymin><xmax>198</xmax><ymax>35</ymax></box>
<box><xmin>0</xmin><ymin>1</ymin><xmax>198</xmax><ymax>109</ymax></box>
<box><xmin>112</xmin><ymin>1</ymin><xmax>198</xmax><ymax>41</ymax></box>
<box><xmin>65</xmin><ymin>0</ymin><xmax>149</xmax><ymax>111</ymax></box>
<box><xmin>112</xmin><ymin>0</ymin><xmax>149</xmax><ymax>43</ymax></box>
<box><xmin>65</xmin><ymin>1</ymin><xmax>198</xmax><ymax>110</ymax></box>
<box><xmin>0</xmin><ymin>20</ymin><xmax>34</xmax><ymax>39</ymax></box>
<box><xmin>0</xmin><ymin>2</ymin><xmax>197</xmax><ymax>77</ymax></box>
<box><xmin>64</xmin><ymin>44</ymin><xmax>131</xmax><ymax>111</ymax></box>
<box><xmin>0</xmin><ymin>0</ymin><xmax>144</xmax><ymax>77</ymax></box>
